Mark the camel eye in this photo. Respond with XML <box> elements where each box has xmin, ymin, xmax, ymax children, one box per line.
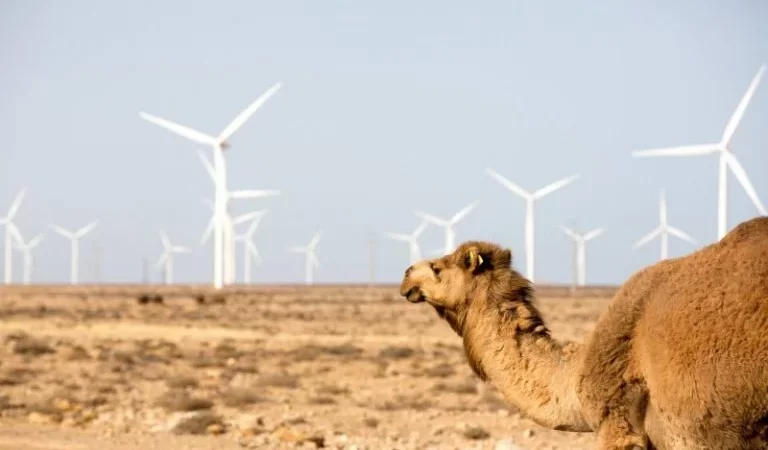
<box><xmin>430</xmin><ymin>263</ymin><xmax>441</xmax><ymax>276</ymax></box>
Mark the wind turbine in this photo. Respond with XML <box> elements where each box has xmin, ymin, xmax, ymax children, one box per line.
<box><xmin>632</xmin><ymin>64</ymin><xmax>766</xmax><ymax>240</ymax></box>
<box><xmin>559</xmin><ymin>226</ymin><xmax>604</xmax><ymax>287</ymax></box>
<box><xmin>384</xmin><ymin>220</ymin><xmax>429</xmax><ymax>264</ymax></box>
<box><xmin>234</xmin><ymin>210</ymin><xmax>268</xmax><ymax>284</ymax></box>
<box><xmin>413</xmin><ymin>202</ymin><xmax>477</xmax><ymax>256</ymax></box>
<box><xmin>289</xmin><ymin>231</ymin><xmax>321</xmax><ymax>285</ymax></box>
<box><xmin>49</xmin><ymin>221</ymin><xmax>99</xmax><ymax>285</ymax></box>
<box><xmin>139</xmin><ymin>82</ymin><xmax>283</xmax><ymax>289</ymax></box>
<box><xmin>486</xmin><ymin>168</ymin><xmax>580</xmax><ymax>282</ymax></box>
<box><xmin>154</xmin><ymin>231</ymin><xmax>191</xmax><ymax>284</ymax></box>
<box><xmin>633</xmin><ymin>190</ymin><xmax>697</xmax><ymax>260</ymax></box>
<box><xmin>1</xmin><ymin>188</ymin><xmax>26</xmax><ymax>284</ymax></box>
<box><xmin>14</xmin><ymin>232</ymin><xmax>44</xmax><ymax>285</ymax></box>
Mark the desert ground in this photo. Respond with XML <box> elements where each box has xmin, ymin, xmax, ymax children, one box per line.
<box><xmin>0</xmin><ymin>284</ymin><xmax>617</xmax><ymax>450</ymax></box>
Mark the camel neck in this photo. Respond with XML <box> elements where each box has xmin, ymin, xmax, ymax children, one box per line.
<box><xmin>461</xmin><ymin>301</ymin><xmax>591</xmax><ymax>432</ymax></box>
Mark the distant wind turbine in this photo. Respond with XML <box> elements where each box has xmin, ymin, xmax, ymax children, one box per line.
<box><xmin>14</xmin><ymin>232</ymin><xmax>44</xmax><ymax>285</ymax></box>
<box><xmin>290</xmin><ymin>231</ymin><xmax>321</xmax><ymax>285</ymax></box>
<box><xmin>154</xmin><ymin>231</ymin><xmax>191</xmax><ymax>284</ymax></box>
<box><xmin>384</xmin><ymin>220</ymin><xmax>429</xmax><ymax>264</ymax></box>
<box><xmin>234</xmin><ymin>210</ymin><xmax>268</xmax><ymax>284</ymax></box>
<box><xmin>633</xmin><ymin>190</ymin><xmax>696</xmax><ymax>260</ymax></box>
<box><xmin>559</xmin><ymin>226</ymin><xmax>604</xmax><ymax>287</ymax></box>
<box><xmin>486</xmin><ymin>168</ymin><xmax>580</xmax><ymax>282</ymax></box>
<box><xmin>413</xmin><ymin>202</ymin><xmax>477</xmax><ymax>255</ymax></box>
<box><xmin>632</xmin><ymin>63</ymin><xmax>766</xmax><ymax>240</ymax></box>
<box><xmin>1</xmin><ymin>188</ymin><xmax>26</xmax><ymax>284</ymax></box>
<box><xmin>139</xmin><ymin>82</ymin><xmax>283</xmax><ymax>289</ymax></box>
<box><xmin>49</xmin><ymin>221</ymin><xmax>99</xmax><ymax>285</ymax></box>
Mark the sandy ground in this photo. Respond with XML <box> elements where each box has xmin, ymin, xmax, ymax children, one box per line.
<box><xmin>0</xmin><ymin>286</ymin><xmax>612</xmax><ymax>449</ymax></box>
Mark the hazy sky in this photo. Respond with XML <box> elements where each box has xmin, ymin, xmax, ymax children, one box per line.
<box><xmin>1</xmin><ymin>1</ymin><xmax>767</xmax><ymax>285</ymax></box>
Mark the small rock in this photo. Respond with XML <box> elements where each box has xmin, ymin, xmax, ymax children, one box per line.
<box><xmin>522</xmin><ymin>429</ymin><xmax>534</xmax><ymax>438</ymax></box>
<box><xmin>463</xmin><ymin>425</ymin><xmax>491</xmax><ymax>440</ymax></box>
<box><xmin>207</xmin><ymin>423</ymin><xmax>225</xmax><ymax>435</ymax></box>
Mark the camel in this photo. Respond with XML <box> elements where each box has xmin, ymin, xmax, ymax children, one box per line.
<box><xmin>399</xmin><ymin>216</ymin><xmax>768</xmax><ymax>450</ymax></box>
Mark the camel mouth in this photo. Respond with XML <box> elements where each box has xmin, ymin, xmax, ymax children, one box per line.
<box><xmin>403</xmin><ymin>287</ymin><xmax>426</xmax><ymax>303</ymax></box>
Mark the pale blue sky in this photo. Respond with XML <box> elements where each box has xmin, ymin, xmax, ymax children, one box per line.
<box><xmin>1</xmin><ymin>1</ymin><xmax>767</xmax><ymax>285</ymax></box>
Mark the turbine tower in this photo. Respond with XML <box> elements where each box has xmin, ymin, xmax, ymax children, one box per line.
<box><xmin>154</xmin><ymin>231</ymin><xmax>191</xmax><ymax>284</ymax></box>
<box><xmin>559</xmin><ymin>226</ymin><xmax>604</xmax><ymax>287</ymax></box>
<box><xmin>633</xmin><ymin>190</ymin><xmax>696</xmax><ymax>260</ymax></box>
<box><xmin>290</xmin><ymin>231</ymin><xmax>321</xmax><ymax>285</ymax></box>
<box><xmin>139</xmin><ymin>82</ymin><xmax>282</xmax><ymax>289</ymax></box>
<box><xmin>234</xmin><ymin>210</ymin><xmax>268</xmax><ymax>284</ymax></box>
<box><xmin>49</xmin><ymin>221</ymin><xmax>99</xmax><ymax>285</ymax></box>
<box><xmin>384</xmin><ymin>220</ymin><xmax>429</xmax><ymax>264</ymax></box>
<box><xmin>1</xmin><ymin>188</ymin><xmax>26</xmax><ymax>284</ymax></box>
<box><xmin>14</xmin><ymin>232</ymin><xmax>44</xmax><ymax>285</ymax></box>
<box><xmin>486</xmin><ymin>168</ymin><xmax>580</xmax><ymax>282</ymax></box>
<box><xmin>413</xmin><ymin>202</ymin><xmax>477</xmax><ymax>255</ymax></box>
<box><xmin>632</xmin><ymin>64</ymin><xmax>766</xmax><ymax>240</ymax></box>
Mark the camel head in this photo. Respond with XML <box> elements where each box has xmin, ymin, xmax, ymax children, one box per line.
<box><xmin>399</xmin><ymin>240</ymin><xmax>518</xmax><ymax>314</ymax></box>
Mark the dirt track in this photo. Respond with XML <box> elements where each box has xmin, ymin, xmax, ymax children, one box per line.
<box><xmin>0</xmin><ymin>286</ymin><xmax>611</xmax><ymax>449</ymax></box>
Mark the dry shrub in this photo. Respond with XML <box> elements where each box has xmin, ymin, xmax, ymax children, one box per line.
<box><xmin>172</xmin><ymin>411</ymin><xmax>224</xmax><ymax>435</ymax></box>
<box><xmin>63</xmin><ymin>345</ymin><xmax>90</xmax><ymax>361</ymax></box>
<box><xmin>308</xmin><ymin>396</ymin><xmax>336</xmax><ymax>405</ymax></box>
<box><xmin>431</xmin><ymin>381</ymin><xmax>478</xmax><ymax>395</ymax></box>
<box><xmin>363</xmin><ymin>416</ymin><xmax>379</xmax><ymax>428</ymax></box>
<box><xmin>376</xmin><ymin>394</ymin><xmax>432</xmax><ymax>411</ymax></box>
<box><xmin>213</xmin><ymin>341</ymin><xmax>242</xmax><ymax>359</ymax></box>
<box><xmin>379</xmin><ymin>345</ymin><xmax>415</xmax><ymax>360</ymax></box>
<box><xmin>259</xmin><ymin>373</ymin><xmax>300</xmax><ymax>389</ymax></box>
<box><xmin>423</xmin><ymin>363</ymin><xmax>455</xmax><ymax>378</ymax></box>
<box><xmin>165</xmin><ymin>375</ymin><xmax>199</xmax><ymax>389</ymax></box>
<box><xmin>0</xmin><ymin>367</ymin><xmax>35</xmax><ymax>386</ymax></box>
<box><xmin>154</xmin><ymin>389</ymin><xmax>213</xmax><ymax>412</ymax></box>
<box><xmin>137</xmin><ymin>293</ymin><xmax>163</xmax><ymax>305</ymax></box>
<box><xmin>463</xmin><ymin>426</ymin><xmax>491</xmax><ymax>440</ymax></box>
<box><xmin>11</xmin><ymin>334</ymin><xmax>55</xmax><ymax>356</ymax></box>
<box><xmin>292</xmin><ymin>343</ymin><xmax>363</xmax><ymax>362</ymax></box>
<box><xmin>316</xmin><ymin>384</ymin><xmax>349</xmax><ymax>396</ymax></box>
<box><xmin>111</xmin><ymin>350</ymin><xmax>135</xmax><ymax>365</ymax></box>
<box><xmin>221</xmin><ymin>387</ymin><xmax>265</xmax><ymax>408</ymax></box>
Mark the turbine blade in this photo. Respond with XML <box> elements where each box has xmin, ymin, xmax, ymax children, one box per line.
<box><xmin>412</xmin><ymin>220</ymin><xmax>429</xmax><ymax>237</ymax></box>
<box><xmin>172</xmin><ymin>245</ymin><xmax>191</xmax><ymax>253</ymax></box>
<box><xmin>559</xmin><ymin>225</ymin><xmax>579</xmax><ymax>240</ymax></box>
<box><xmin>160</xmin><ymin>230</ymin><xmax>171</xmax><ymax>249</ymax></box>
<box><xmin>667</xmin><ymin>226</ymin><xmax>697</xmax><ymax>245</ymax></box>
<box><xmin>75</xmin><ymin>221</ymin><xmax>99</xmax><ymax>238</ymax></box>
<box><xmin>308</xmin><ymin>231</ymin><xmax>322</xmax><ymax>249</ymax></box>
<box><xmin>8</xmin><ymin>223</ymin><xmax>23</xmax><ymax>246</ymax></box>
<box><xmin>247</xmin><ymin>242</ymin><xmax>262</xmax><ymax>263</ymax></box>
<box><xmin>632</xmin><ymin>227</ymin><xmax>662</xmax><ymax>250</ymax></box>
<box><xmin>154</xmin><ymin>253</ymin><xmax>168</xmax><ymax>270</ymax></box>
<box><xmin>413</xmin><ymin>210</ymin><xmax>447</xmax><ymax>226</ymax></box>
<box><xmin>217</xmin><ymin>82</ymin><xmax>283</xmax><ymax>143</ymax></box>
<box><xmin>310</xmin><ymin>252</ymin><xmax>320</xmax><ymax>268</ymax></box>
<box><xmin>721</xmin><ymin>64</ymin><xmax>766</xmax><ymax>145</ymax></box>
<box><xmin>228</xmin><ymin>189</ymin><xmax>281</xmax><ymax>199</ymax></box>
<box><xmin>49</xmin><ymin>225</ymin><xmax>73</xmax><ymax>238</ymax></box>
<box><xmin>583</xmin><ymin>227</ymin><xmax>605</xmax><ymax>241</ymax></box>
<box><xmin>139</xmin><ymin>112</ymin><xmax>217</xmax><ymax>146</ymax></box>
<box><xmin>724</xmin><ymin>152</ymin><xmax>767</xmax><ymax>215</ymax></box>
<box><xmin>534</xmin><ymin>174</ymin><xmax>580</xmax><ymax>199</ymax></box>
<box><xmin>233</xmin><ymin>210</ymin><xmax>265</xmax><ymax>226</ymax></box>
<box><xmin>631</xmin><ymin>144</ymin><xmax>720</xmax><ymax>158</ymax></box>
<box><xmin>200</xmin><ymin>215</ymin><xmax>214</xmax><ymax>245</ymax></box>
<box><xmin>450</xmin><ymin>201</ymin><xmax>477</xmax><ymax>224</ymax></box>
<box><xmin>245</xmin><ymin>211</ymin><xmax>268</xmax><ymax>236</ymax></box>
<box><xmin>197</xmin><ymin>149</ymin><xmax>216</xmax><ymax>183</ymax></box>
<box><xmin>485</xmin><ymin>168</ymin><xmax>531</xmax><ymax>199</ymax></box>
<box><xmin>6</xmin><ymin>188</ymin><xmax>27</xmax><ymax>219</ymax></box>
<box><xmin>27</xmin><ymin>234</ymin><xmax>45</xmax><ymax>249</ymax></box>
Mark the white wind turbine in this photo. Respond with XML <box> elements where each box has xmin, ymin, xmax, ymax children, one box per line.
<box><xmin>234</xmin><ymin>210</ymin><xmax>268</xmax><ymax>284</ymax></box>
<box><xmin>633</xmin><ymin>190</ymin><xmax>697</xmax><ymax>261</ymax></box>
<box><xmin>49</xmin><ymin>221</ymin><xmax>99</xmax><ymax>285</ymax></box>
<box><xmin>14</xmin><ymin>232</ymin><xmax>44</xmax><ymax>285</ymax></box>
<box><xmin>139</xmin><ymin>82</ymin><xmax>282</xmax><ymax>289</ymax></box>
<box><xmin>486</xmin><ymin>168</ymin><xmax>580</xmax><ymax>282</ymax></box>
<box><xmin>154</xmin><ymin>231</ymin><xmax>191</xmax><ymax>284</ymax></box>
<box><xmin>413</xmin><ymin>202</ymin><xmax>477</xmax><ymax>256</ymax></box>
<box><xmin>1</xmin><ymin>188</ymin><xmax>26</xmax><ymax>284</ymax></box>
<box><xmin>559</xmin><ymin>226</ymin><xmax>604</xmax><ymax>287</ymax></box>
<box><xmin>384</xmin><ymin>220</ymin><xmax>429</xmax><ymax>264</ymax></box>
<box><xmin>632</xmin><ymin>64</ymin><xmax>766</xmax><ymax>240</ymax></box>
<box><xmin>289</xmin><ymin>231</ymin><xmax>321</xmax><ymax>285</ymax></box>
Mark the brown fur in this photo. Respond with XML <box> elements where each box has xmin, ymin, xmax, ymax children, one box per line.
<box><xmin>399</xmin><ymin>216</ymin><xmax>768</xmax><ymax>450</ymax></box>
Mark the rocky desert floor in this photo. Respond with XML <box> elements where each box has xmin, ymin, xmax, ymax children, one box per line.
<box><xmin>0</xmin><ymin>285</ymin><xmax>614</xmax><ymax>450</ymax></box>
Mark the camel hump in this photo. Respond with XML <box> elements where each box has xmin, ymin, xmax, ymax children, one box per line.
<box><xmin>720</xmin><ymin>216</ymin><xmax>768</xmax><ymax>246</ymax></box>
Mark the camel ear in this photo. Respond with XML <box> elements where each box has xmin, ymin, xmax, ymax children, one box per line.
<box><xmin>464</xmin><ymin>247</ymin><xmax>484</xmax><ymax>272</ymax></box>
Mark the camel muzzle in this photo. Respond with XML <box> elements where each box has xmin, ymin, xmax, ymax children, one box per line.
<box><xmin>401</xmin><ymin>286</ymin><xmax>425</xmax><ymax>303</ymax></box>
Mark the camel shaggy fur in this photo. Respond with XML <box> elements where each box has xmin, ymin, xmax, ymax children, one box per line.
<box><xmin>399</xmin><ymin>216</ymin><xmax>768</xmax><ymax>450</ymax></box>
